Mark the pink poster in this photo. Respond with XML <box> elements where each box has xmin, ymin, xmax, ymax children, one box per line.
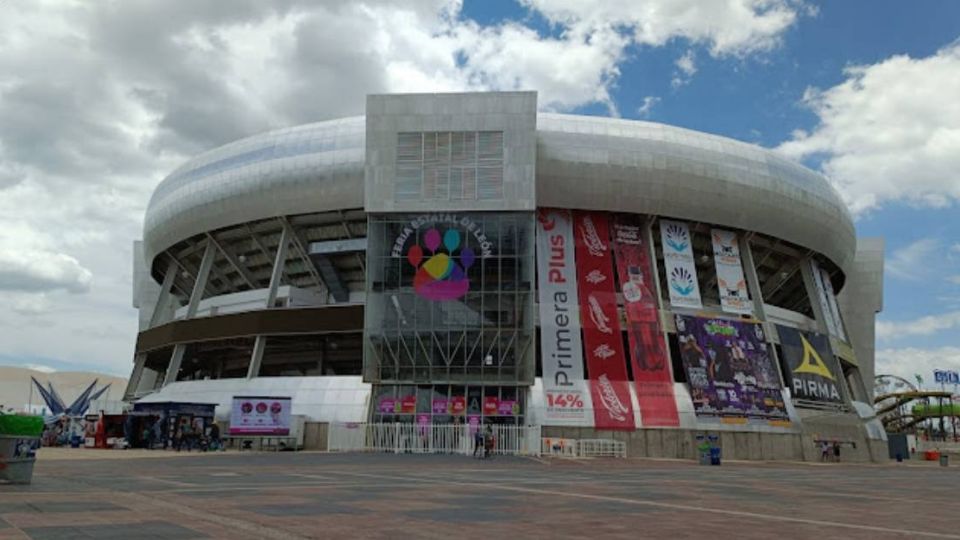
<box><xmin>450</xmin><ymin>396</ymin><xmax>466</xmax><ymax>415</ymax></box>
<box><xmin>467</xmin><ymin>414</ymin><xmax>481</xmax><ymax>435</ymax></box>
<box><xmin>483</xmin><ymin>396</ymin><xmax>499</xmax><ymax>416</ymax></box>
<box><xmin>378</xmin><ymin>397</ymin><xmax>396</xmax><ymax>414</ymax></box>
<box><xmin>432</xmin><ymin>399</ymin><xmax>449</xmax><ymax>414</ymax></box>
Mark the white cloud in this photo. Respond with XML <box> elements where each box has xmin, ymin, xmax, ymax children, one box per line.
<box><xmin>0</xmin><ymin>0</ymin><xmax>807</xmax><ymax>374</ymax></box>
<box><xmin>776</xmin><ymin>42</ymin><xmax>960</xmax><ymax>215</ymax></box>
<box><xmin>876</xmin><ymin>347</ymin><xmax>960</xmax><ymax>388</ymax></box>
<box><xmin>672</xmin><ymin>49</ymin><xmax>697</xmax><ymax>88</ymax></box>
<box><xmin>637</xmin><ymin>96</ymin><xmax>661</xmax><ymax>118</ymax></box>
<box><xmin>523</xmin><ymin>0</ymin><xmax>807</xmax><ymax>56</ymax></box>
<box><xmin>0</xmin><ymin>250</ymin><xmax>92</xmax><ymax>294</ymax></box>
<box><xmin>949</xmin><ymin>275</ymin><xmax>960</xmax><ymax>285</ymax></box>
<box><xmin>885</xmin><ymin>238</ymin><xmax>940</xmax><ymax>280</ymax></box>
<box><xmin>876</xmin><ymin>311</ymin><xmax>960</xmax><ymax>342</ymax></box>
<box><xmin>22</xmin><ymin>363</ymin><xmax>57</xmax><ymax>374</ymax></box>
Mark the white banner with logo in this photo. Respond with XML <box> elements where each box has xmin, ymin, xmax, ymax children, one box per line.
<box><xmin>819</xmin><ymin>267</ymin><xmax>848</xmax><ymax>342</ymax></box>
<box><xmin>536</xmin><ymin>209</ymin><xmax>593</xmax><ymax>426</ymax></box>
<box><xmin>660</xmin><ymin>220</ymin><xmax>702</xmax><ymax>309</ymax></box>
<box><xmin>810</xmin><ymin>259</ymin><xmax>840</xmax><ymax>338</ymax></box>
<box><xmin>711</xmin><ymin>228</ymin><xmax>752</xmax><ymax>315</ymax></box>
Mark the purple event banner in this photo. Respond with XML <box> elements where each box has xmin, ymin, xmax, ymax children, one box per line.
<box><xmin>675</xmin><ymin>315</ymin><xmax>789</xmax><ymax>425</ymax></box>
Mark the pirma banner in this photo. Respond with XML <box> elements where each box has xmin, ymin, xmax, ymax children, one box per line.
<box><xmin>776</xmin><ymin>325</ymin><xmax>845</xmax><ymax>405</ymax></box>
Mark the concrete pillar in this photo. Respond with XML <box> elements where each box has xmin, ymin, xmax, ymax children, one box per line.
<box><xmin>246</xmin><ymin>228</ymin><xmax>290</xmax><ymax>379</ymax></box>
<box><xmin>740</xmin><ymin>235</ymin><xmax>788</xmax><ymax>389</ymax></box>
<box><xmin>738</xmin><ymin>234</ymin><xmax>765</xmax><ymax>319</ymax></box>
<box><xmin>185</xmin><ymin>241</ymin><xmax>217</xmax><ymax>319</ymax></box>
<box><xmin>148</xmin><ymin>259</ymin><xmax>179</xmax><ymax>328</ymax></box>
<box><xmin>124</xmin><ymin>354</ymin><xmax>147</xmax><ymax>399</ymax></box>
<box><xmin>247</xmin><ymin>336</ymin><xmax>266</xmax><ymax>379</ymax></box>
<box><xmin>265</xmin><ymin>226</ymin><xmax>290</xmax><ymax>309</ymax></box>
<box><xmin>162</xmin><ymin>241</ymin><xmax>216</xmax><ymax>387</ymax></box>
<box><xmin>164</xmin><ymin>344</ymin><xmax>186</xmax><ymax>386</ymax></box>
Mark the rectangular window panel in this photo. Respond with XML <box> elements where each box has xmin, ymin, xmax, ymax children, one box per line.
<box><xmin>395</xmin><ymin>131</ymin><xmax>502</xmax><ymax>203</ymax></box>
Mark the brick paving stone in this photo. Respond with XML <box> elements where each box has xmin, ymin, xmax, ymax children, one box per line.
<box><xmin>20</xmin><ymin>521</ymin><xmax>206</xmax><ymax>540</ymax></box>
<box><xmin>3</xmin><ymin>452</ymin><xmax>959</xmax><ymax>539</ymax></box>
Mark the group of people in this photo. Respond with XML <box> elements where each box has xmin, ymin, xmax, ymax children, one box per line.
<box><xmin>472</xmin><ymin>424</ymin><xmax>495</xmax><ymax>458</ymax></box>
<box><xmin>169</xmin><ymin>420</ymin><xmax>222</xmax><ymax>452</ymax></box>
<box><xmin>133</xmin><ymin>416</ymin><xmax>222</xmax><ymax>452</ymax></box>
<box><xmin>819</xmin><ymin>440</ymin><xmax>843</xmax><ymax>462</ymax></box>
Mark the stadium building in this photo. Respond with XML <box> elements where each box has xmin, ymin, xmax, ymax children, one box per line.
<box><xmin>126</xmin><ymin>92</ymin><xmax>886</xmax><ymax>460</ymax></box>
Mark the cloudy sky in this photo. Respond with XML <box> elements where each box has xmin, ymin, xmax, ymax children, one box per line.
<box><xmin>0</xmin><ymin>0</ymin><xmax>958</xmax><ymax>386</ymax></box>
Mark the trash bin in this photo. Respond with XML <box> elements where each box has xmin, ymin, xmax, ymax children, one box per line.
<box><xmin>0</xmin><ymin>414</ymin><xmax>44</xmax><ymax>485</ymax></box>
<box><xmin>698</xmin><ymin>444</ymin><xmax>711</xmax><ymax>465</ymax></box>
<box><xmin>940</xmin><ymin>454</ymin><xmax>949</xmax><ymax>467</ymax></box>
<box><xmin>709</xmin><ymin>446</ymin><xmax>722</xmax><ymax>466</ymax></box>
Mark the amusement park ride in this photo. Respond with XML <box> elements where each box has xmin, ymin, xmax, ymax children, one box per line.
<box><xmin>874</xmin><ymin>374</ymin><xmax>960</xmax><ymax>440</ymax></box>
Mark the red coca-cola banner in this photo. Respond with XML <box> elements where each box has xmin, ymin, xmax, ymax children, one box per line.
<box><xmin>574</xmin><ymin>211</ymin><xmax>636</xmax><ymax>430</ymax></box>
<box><xmin>611</xmin><ymin>215</ymin><xmax>680</xmax><ymax>427</ymax></box>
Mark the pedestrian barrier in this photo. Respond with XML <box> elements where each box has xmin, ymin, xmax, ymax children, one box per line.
<box><xmin>577</xmin><ymin>439</ymin><xmax>627</xmax><ymax>458</ymax></box>
<box><xmin>328</xmin><ymin>423</ymin><xmax>541</xmax><ymax>456</ymax></box>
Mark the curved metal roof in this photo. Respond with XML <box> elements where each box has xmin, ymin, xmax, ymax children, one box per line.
<box><xmin>143</xmin><ymin>113</ymin><xmax>855</xmax><ymax>271</ymax></box>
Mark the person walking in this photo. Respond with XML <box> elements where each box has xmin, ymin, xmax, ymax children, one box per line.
<box><xmin>833</xmin><ymin>441</ymin><xmax>841</xmax><ymax>463</ymax></box>
<box><xmin>484</xmin><ymin>424</ymin><xmax>495</xmax><ymax>459</ymax></box>
<box><xmin>473</xmin><ymin>425</ymin><xmax>484</xmax><ymax>458</ymax></box>
<box><xmin>820</xmin><ymin>440</ymin><xmax>830</xmax><ymax>462</ymax></box>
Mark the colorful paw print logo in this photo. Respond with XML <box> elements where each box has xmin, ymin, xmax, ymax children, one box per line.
<box><xmin>407</xmin><ymin>228</ymin><xmax>475</xmax><ymax>301</ymax></box>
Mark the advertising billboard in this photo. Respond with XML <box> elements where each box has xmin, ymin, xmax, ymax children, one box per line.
<box><xmin>229</xmin><ymin>396</ymin><xmax>292</xmax><ymax>435</ymax></box>
<box><xmin>536</xmin><ymin>208</ymin><xmax>593</xmax><ymax>426</ymax></box>
<box><xmin>675</xmin><ymin>315</ymin><xmax>789</xmax><ymax>425</ymax></box>
<box><xmin>777</xmin><ymin>326</ymin><xmax>845</xmax><ymax>405</ymax></box>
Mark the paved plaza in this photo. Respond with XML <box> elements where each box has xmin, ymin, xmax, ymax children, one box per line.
<box><xmin>1</xmin><ymin>450</ymin><xmax>958</xmax><ymax>539</ymax></box>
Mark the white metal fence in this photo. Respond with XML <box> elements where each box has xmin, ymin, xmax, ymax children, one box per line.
<box><xmin>541</xmin><ymin>438</ymin><xmax>627</xmax><ymax>458</ymax></box>
<box><xmin>328</xmin><ymin>423</ymin><xmax>541</xmax><ymax>456</ymax></box>
<box><xmin>578</xmin><ymin>439</ymin><xmax>627</xmax><ymax>458</ymax></box>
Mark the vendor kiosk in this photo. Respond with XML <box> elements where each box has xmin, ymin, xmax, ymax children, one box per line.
<box><xmin>131</xmin><ymin>402</ymin><xmax>216</xmax><ymax>450</ymax></box>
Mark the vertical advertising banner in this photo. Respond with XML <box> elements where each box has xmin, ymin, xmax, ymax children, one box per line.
<box><xmin>675</xmin><ymin>315</ymin><xmax>789</xmax><ymax>425</ymax></box>
<box><xmin>610</xmin><ymin>215</ymin><xmax>679</xmax><ymax>427</ymax></box>
<box><xmin>776</xmin><ymin>325</ymin><xmax>845</xmax><ymax>405</ymax></box>
<box><xmin>536</xmin><ymin>209</ymin><xmax>593</xmax><ymax>426</ymax></box>
<box><xmin>574</xmin><ymin>211</ymin><xmax>636</xmax><ymax>430</ymax></box>
<box><xmin>819</xmin><ymin>267</ymin><xmax>848</xmax><ymax>342</ymax></box>
<box><xmin>809</xmin><ymin>259</ymin><xmax>840</xmax><ymax>338</ymax></box>
<box><xmin>711</xmin><ymin>229</ymin><xmax>752</xmax><ymax>315</ymax></box>
<box><xmin>660</xmin><ymin>220</ymin><xmax>703</xmax><ymax>309</ymax></box>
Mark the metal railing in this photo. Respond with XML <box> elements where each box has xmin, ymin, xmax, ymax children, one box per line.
<box><xmin>540</xmin><ymin>437</ymin><xmax>627</xmax><ymax>458</ymax></box>
<box><xmin>578</xmin><ymin>439</ymin><xmax>627</xmax><ymax>458</ymax></box>
<box><xmin>328</xmin><ymin>423</ymin><xmax>541</xmax><ymax>456</ymax></box>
